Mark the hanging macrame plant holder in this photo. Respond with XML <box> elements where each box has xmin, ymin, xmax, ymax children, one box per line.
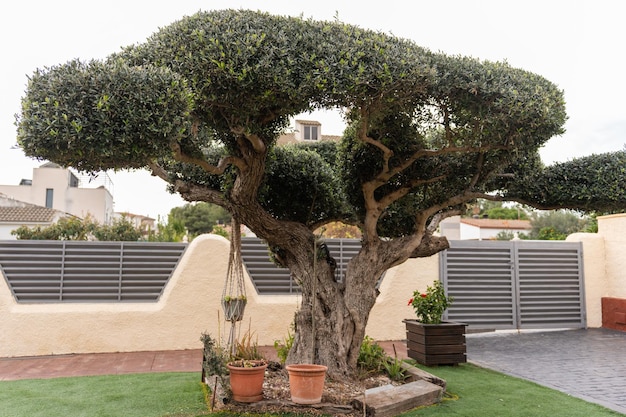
<box><xmin>222</xmin><ymin>217</ymin><xmax>247</xmax><ymax>355</ymax></box>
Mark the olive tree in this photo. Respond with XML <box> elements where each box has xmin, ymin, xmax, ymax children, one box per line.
<box><xmin>15</xmin><ymin>10</ymin><xmax>626</xmax><ymax>378</ymax></box>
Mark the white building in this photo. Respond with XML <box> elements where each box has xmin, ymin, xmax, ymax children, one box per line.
<box><xmin>0</xmin><ymin>163</ymin><xmax>114</xmax><ymax>225</ymax></box>
<box><xmin>113</xmin><ymin>212</ymin><xmax>156</xmax><ymax>237</ymax></box>
<box><xmin>440</xmin><ymin>215</ymin><xmax>532</xmax><ymax>240</ymax></box>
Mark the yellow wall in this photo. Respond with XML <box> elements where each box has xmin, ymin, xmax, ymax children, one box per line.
<box><xmin>2</xmin><ymin>214</ymin><xmax>625</xmax><ymax>358</ymax></box>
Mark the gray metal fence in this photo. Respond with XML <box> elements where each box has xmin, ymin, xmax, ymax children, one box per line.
<box><xmin>0</xmin><ymin>238</ymin><xmax>362</xmax><ymax>302</ymax></box>
<box><xmin>0</xmin><ymin>240</ymin><xmax>187</xmax><ymax>302</ymax></box>
<box><xmin>1</xmin><ymin>237</ymin><xmax>587</xmax><ymax>326</ymax></box>
<box><xmin>241</xmin><ymin>237</ymin><xmax>363</xmax><ymax>294</ymax></box>
<box><xmin>441</xmin><ymin>240</ymin><xmax>586</xmax><ymax>330</ymax></box>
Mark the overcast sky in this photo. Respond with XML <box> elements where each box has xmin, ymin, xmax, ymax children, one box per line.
<box><xmin>1</xmin><ymin>0</ymin><xmax>624</xmax><ymax>220</ymax></box>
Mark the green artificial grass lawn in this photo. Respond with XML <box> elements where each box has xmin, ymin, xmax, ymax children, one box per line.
<box><xmin>0</xmin><ymin>365</ymin><xmax>622</xmax><ymax>417</ymax></box>
<box><xmin>0</xmin><ymin>372</ymin><xmax>209</xmax><ymax>417</ymax></box>
<box><xmin>401</xmin><ymin>363</ymin><xmax>623</xmax><ymax>417</ymax></box>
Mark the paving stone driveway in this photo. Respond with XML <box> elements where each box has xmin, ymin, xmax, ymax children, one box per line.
<box><xmin>466</xmin><ymin>328</ymin><xmax>626</xmax><ymax>415</ymax></box>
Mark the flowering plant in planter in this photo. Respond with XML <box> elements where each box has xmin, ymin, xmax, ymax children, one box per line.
<box><xmin>408</xmin><ymin>280</ymin><xmax>453</xmax><ymax>324</ymax></box>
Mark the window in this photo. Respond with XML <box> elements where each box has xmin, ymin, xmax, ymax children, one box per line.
<box><xmin>45</xmin><ymin>188</ymin><xmax>54</xmax><ymax>208</ymax></box>
<box><xmin>303</xmin><ymin>125</ymin><xmax>318</xmax><ymax>140</ymax></box>
<box><xmin>69</xmin><ymin>173</ymin><xmax>79</xmax><ymax>187</ymax></box>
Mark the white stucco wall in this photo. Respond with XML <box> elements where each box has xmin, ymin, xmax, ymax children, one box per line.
<box><xmin>459</xmin><ymin>223</ymin><xmax>481</xmax><ymax>240</ymax></box>
<box><xmin>0</xmin><ymin>225</ymin><xmax>16</xmax><ymax>240</ymax></box>
<box><xmin>2</xmin><ymin>213</ymin><xmax>625</xmax><ymax>357</ymax></box>
<box><xmin>366</xmin><ymin>253</ymin><xmax>439</xmax><ymax>340</ymax></box>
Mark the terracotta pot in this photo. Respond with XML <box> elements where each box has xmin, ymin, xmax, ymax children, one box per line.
<box><xmin>285</xmin><ymin>363</ymin><xmax>327</xmax><ymax>404</ymax></box>
<box><xmin>227</xmin><ymin>360</ymin><xmax>267</xmax><ymax>403</ymax></box>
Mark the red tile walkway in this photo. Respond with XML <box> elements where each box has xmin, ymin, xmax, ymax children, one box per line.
<box><xmin>0</xmin><ymin>341</ymin><xmax>408</xmax><ymax>381</ymax></box>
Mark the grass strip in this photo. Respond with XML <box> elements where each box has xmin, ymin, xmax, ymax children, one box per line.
<box><xmin>400</xmin><ymin>363</ymin><xmax>623</xmax><ymax>417</ymax></box>
<box><xmin>0</xmin><ymin>372</ymin><xmax>208</xmax><ymax>417</ymax></box>
<box><xmin>0</xmin><ymin>364</ymin><xmax>622</xmax><ymax>417</ymax></box>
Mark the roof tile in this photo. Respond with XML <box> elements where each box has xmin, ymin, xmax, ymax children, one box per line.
<box><xmin>0</xmin><ymin>206</ymin><xmax>57</xmax><ymax>223</ymax></box>
<box><xmin>460</xmin><ymin>218</ymin><xmax>531</xmax><ymax>230</ymax></box>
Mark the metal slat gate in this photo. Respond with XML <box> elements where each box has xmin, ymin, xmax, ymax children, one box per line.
<box><xmin>441</xmin><ymin>240</ymin><xmax>586</xmax><ymax>330</ymax></box>
<box><xmin>0</xmin><ymin>240</ymin><xmax>187</xmax><ymax>302</ymax></box>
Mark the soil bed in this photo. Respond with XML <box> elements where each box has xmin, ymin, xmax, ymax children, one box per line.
<box><xmin>214</xmin><ymin>361</ymin><xmax>402</xmax><ymax>416</ymax></box>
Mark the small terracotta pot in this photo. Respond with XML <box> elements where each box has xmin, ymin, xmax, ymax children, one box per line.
<box><xmin>227</xmin><ymin>360</ymin><xmax>267</xmax><ymax>403</ymax></box>
<box><xmin>285</xmin><ymin>363</ymin><xmax>328</xmax><ymax>404</ymax></box>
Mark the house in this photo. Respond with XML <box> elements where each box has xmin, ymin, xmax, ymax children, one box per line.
<box><xmin>114</xmin><ymin>212</ymin><xmax>156</xmax><ymax>237</ymax></box>
<box><xmin>0</xmin><ymin>194</ymin><xmax>71</xmax><ymax>239</ymax></box>
<box><xmin>277</xmin><ymin>120</ymin><xmax>342</xmax><ymax>145</ymax></box>
<box><xmin>0</xmin><ymin>162</ymin><xmax>114</xmax><ymax>225</ymax></box>
<box><xmin>440</xmin><ymin>215</ymin><xmax>532</xmax><ymax>240</ymax></box>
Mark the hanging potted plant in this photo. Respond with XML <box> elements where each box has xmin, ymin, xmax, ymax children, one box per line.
<box><xmin>221</xmin><ymin>216</ymin><xmax>249</xmax><ymax>358</ymax></box>
<box><xmin>404</xmin><ymin>280</ymin><xmax>467</xmax><ymax>366</ymax></box>
<box><xmin>222</xmin><ymin>294</ymin><xmax>247</xmax><ymax>322</ymax></box>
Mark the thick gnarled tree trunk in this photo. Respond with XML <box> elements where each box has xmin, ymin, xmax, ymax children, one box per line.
<box><xmin>287</xmin><ymin>266</ymin><xmax>376</xmax><ymax>379</ymax></box>
<box><xmin>282</xmin><ymin>240</ymin><xmax>389</xmax><ymax>380</ymax></box>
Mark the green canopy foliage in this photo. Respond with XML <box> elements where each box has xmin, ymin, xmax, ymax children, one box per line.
<box><xmin>486</xmin><ymin>207</ymin><xmax>528</xmax><ymax>220</ymax></box>
<box><xmin>13</xmin><ymin>8</ymin><xmax>622</xmax><ymax>246</ymax></box>
<box><xmin>17</xmin><ymin>60</ymin><xmax>194</xmax><ymax>172</ymax></box>
<box><xmin>501</xmin><ymin>151</ymin><xmax>626</xmax><ymax>213</ymax></box>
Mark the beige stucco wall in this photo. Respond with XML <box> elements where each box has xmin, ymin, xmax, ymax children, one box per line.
<box><xmin>4</xmin><ymin>213</ymin><xmax>626</xmax><ymax>357</ymax></box>
<box><xmin>567</xmin><ymin>232</ymin><xmax>606</xmax><ymax>327</ymax></box>
<box><xmin>597</xmin><ymin>214</ymin><xmax>626</xmax><ymax>298</ymax></box>
<box><xmin>0</xmin><ymin>234</ymin><xmax>231</xmax><ymax>357</ymax></box>
<box><xmin>566</xmin><ymin>213</ymin><xmax>626</xmax><ymax>327</ymax></box>
<box><xmin>367</xmin><ymin>254</ymin><xmax>438</xmax><ymax>340</ymax></box>
<box><xmin>0</xmin><ymin>234</ymin><xmax>434</xmax><ymax>358</ymax></box>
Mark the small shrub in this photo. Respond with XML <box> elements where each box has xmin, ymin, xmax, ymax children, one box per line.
<box><xmin>228</xmin><ymin>359</ymin><xmax>267</xmax><ymax>368</ymax></box>
<box><xmin>383</xmin><ymin>356</ymin><xmax>408</xmax><ymax>382</ymax></box>
<box><xmin>357</xmin><ymin>336</ymin><xmax>387</xmax><ymax>375</ymax></box>
<box><xmin>274</xmin><ymin>330</ymin><xmax>294</xmax><ymax>365</ymax></box>
<box><xmin>233</xmin><ymin>325</ymin><xmax>263</xmax><ymax>361</ymax></box>
<box><xmin>200</xmin><ymin>332</ymin><xmax>228</xmax><ymax>378</ymax></box>
<box><xmin>358</xmin><ymin>336</ymin><xmax>408</xmax><ymax>381</ymax></box>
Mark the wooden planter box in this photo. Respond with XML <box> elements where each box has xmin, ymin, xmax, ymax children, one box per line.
<box><xmin>403</xmin><ymin>319</ymin><xmax>467</xmax><ymax>366</ymax></box>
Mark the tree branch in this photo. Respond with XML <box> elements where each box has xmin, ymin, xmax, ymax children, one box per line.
<box><xmin>231</xmin><ymin>126</ymin><xmax>266</xmax><ymax>153</ymax></box>
<box><xmin>363</xmin><ymin>138</ymin><xmax>510</xmax><ymax>202</ymax></box>
<box><xmin>377</xmin><ymin>174</ymin><xmax>448</xmax><ymax>210</ymax></box>
<box><xmin>147</xmin><ymin>161</ymin><xmax>228</xmax><ymax>206</ymax></box>
<box><xmin>171</xmin><ymin>142</ymin><xmax>246</xmax><ymax>173</ymax></box>
<box><xmin>356</xmin><ymin>112</ymin><xmax>394</xmax><ymax>180</ymax></box>
<box><xmin>419</xmin><ymin>190</ymin><xmax>496</xmax><ymax>222</ymax></box>
<box><xmin>409</xmin><ymin>233</ymin><xmax>450</xmax><ymax>258</ymax></box>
